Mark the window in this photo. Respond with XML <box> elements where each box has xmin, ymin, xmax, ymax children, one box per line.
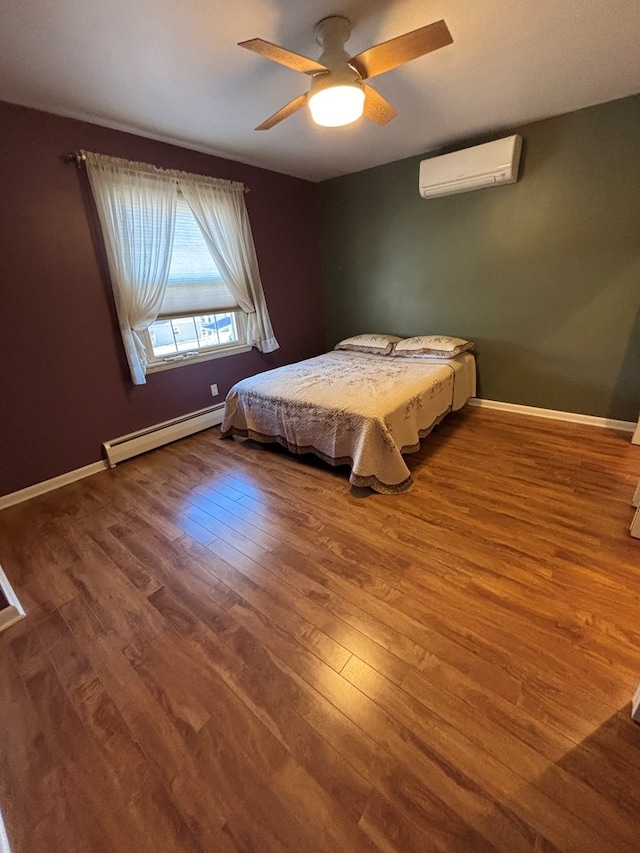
<box><xmin>143</xmin><ymin>195</ymin><xmax>249</xmax><ymax>371</ymax></box>
<box><xmin>143</xmin><ymin>311</ymin><xmax>246</xmax><ymax>366</ymax></box>
<box><xmin>84</xmin><ymin>151</ymin><xmax>278</xmax><ymax>385</ymax></box>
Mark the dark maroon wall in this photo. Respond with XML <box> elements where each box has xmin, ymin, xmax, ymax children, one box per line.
<box><xmin>0</xmin><ymin>101</ymin><xmax>324</xmax><ymax>495</ymax></box>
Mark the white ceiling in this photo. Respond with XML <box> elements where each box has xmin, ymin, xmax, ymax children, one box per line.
<box><xmin>1</xmin><ymin>0</ymin><xmax>639</xmax><ymax>182</ymax></box>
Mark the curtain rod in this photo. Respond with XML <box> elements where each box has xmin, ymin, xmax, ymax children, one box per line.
<box><xmin>62</xmin><ymin>151</ymin><xmax>250</xmax><ymax>192</ymax></box>
<box><xmin>64</xmin><ymin>151</ymin><xmax>86</xmax><ymax>167</ymax></box>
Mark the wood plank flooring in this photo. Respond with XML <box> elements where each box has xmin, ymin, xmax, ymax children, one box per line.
<box><xmin>1</xmin><ymin>406</ymin><xmax>640</xmax><ymax>852</ymax></box>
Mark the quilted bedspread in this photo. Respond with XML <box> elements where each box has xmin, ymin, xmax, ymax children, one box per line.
<box><xmin>220</xmin><ymin>350</ymin><xmax>476</xmax><ymax>493</ymax></box>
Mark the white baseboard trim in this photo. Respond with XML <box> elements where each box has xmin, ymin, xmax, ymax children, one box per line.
<box><xmin>0</xmin><ymin>460</ymin><xmax>108</xmax><ymax>511</ymax></box>
<box><xmin>468</xmin><ymin>398</ymin><xmax>636</xmax><ymax>433</ymax></box>
<box><xmin>0</xmin><ymin>562</ymin><xmax>25</xmax><ymax>634</ymax></box>
<box><xmin>1</xmin><ymin>400</ymin><xmax>632</xmax><ymax>511</ymax></box>
<box><xmin>0</xmin><ymin>404</ymin><xmax>227</xmax><ymax>510</ymax></box>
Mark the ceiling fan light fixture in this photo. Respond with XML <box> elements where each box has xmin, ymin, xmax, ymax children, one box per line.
<box><xmin>308</xmin><ymin>84</ymin><xmax>365</xmax><ymax>127</ymax></box>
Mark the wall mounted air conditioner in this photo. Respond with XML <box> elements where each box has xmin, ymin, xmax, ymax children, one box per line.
<box><xmin>419</xmin><ymin>135</ymin><xmax>522</xmax><ymax>199</ymax></box>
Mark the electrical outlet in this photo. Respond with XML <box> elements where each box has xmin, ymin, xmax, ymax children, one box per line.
<box><xmin>210</xmin><ymin>384</ymin><xmax>219</xmax><ymax>397</ymax></box>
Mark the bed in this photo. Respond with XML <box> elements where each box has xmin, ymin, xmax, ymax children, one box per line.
<box><xmin>220</xmin><ymin>348</ymin><xmax>476</xmax><ymax>494</ymax></box>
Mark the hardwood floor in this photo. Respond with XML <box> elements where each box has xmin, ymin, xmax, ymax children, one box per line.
<box><xmin>1</xmin><ymin>406</ymin><xmax>640</xmax><ymax>852</ymax></box>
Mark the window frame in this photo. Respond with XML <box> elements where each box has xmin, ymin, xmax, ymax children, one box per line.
<box><xmin>142</xmin><ymin>311</ymin><xmax>250</xmax><ymax>374</ymax></box>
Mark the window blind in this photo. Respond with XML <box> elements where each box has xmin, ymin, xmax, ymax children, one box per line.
<box><xmin>157</xmin><ymin>195</ymin><xmax>239</xmax><ymax>319</ymax></box>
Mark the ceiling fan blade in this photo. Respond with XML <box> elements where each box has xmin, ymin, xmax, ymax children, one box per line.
<box><xmin>239</xmin><ymin>38</ymin><xmax>327</xmax><ymax>75</ymax></box>
<box><xmin>350</xmin><ymin>19</ymin><xmax>453</xmax><ymax>80</ymax></box>
<box><xmin>363</xmin><ymin>85</ymin><xmax>397</xmax><ymax>125</ymax></box>
<box><xmin>255</xmin><ymin>93</ymin><xmax>308</xmax><ymax>131</ymax></box>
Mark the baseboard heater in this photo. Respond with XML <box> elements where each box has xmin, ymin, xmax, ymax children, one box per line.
<box><xmin>103</xmin><ymin>403</ymin><xmax>225</xmax><ymax>467</ymax></box>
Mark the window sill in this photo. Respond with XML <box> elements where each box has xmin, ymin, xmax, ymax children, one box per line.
<box><xmin>145</xmin><ymin>343</ymin><xmax>252</xmax><ymax>374</ymax></box>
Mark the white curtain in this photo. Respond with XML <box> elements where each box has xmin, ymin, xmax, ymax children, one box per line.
<box><xmin>177</xmin><ymin>177</ymin><xmax>279</xmax><ymax>353</ymax></box>
<box><xmin>84</xmin><ymin>152</ymin><xmax>177</xmax><ymax>384</ymax></box>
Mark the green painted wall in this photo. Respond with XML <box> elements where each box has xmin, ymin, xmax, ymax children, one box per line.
<box><xmin>319</xmin><ymin>94</ymin><xmax>640</xmax><ymax>421</ymax></box>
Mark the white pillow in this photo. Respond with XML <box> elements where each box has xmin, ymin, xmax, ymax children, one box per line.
<box><xmin>392</xmin><ymin>335</ymin><xmax>475</xmax><ymax>358</ymax></box>
<box><xmin>334</xmin><ymin>334</ymin><xmax>402</xmax><ymax>355</ymax></box>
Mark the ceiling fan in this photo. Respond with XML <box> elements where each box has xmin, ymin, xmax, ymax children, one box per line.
<box><xmin>239</xmin><ymin>16</ymin><xmax>453</xmax><ymax>130</ymax></box>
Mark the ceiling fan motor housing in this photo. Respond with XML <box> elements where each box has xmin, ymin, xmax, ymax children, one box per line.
<box><xmin>311</xmin><ymin>15</ymin><xmax>364</xmax><ymax>98</ymax></box>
